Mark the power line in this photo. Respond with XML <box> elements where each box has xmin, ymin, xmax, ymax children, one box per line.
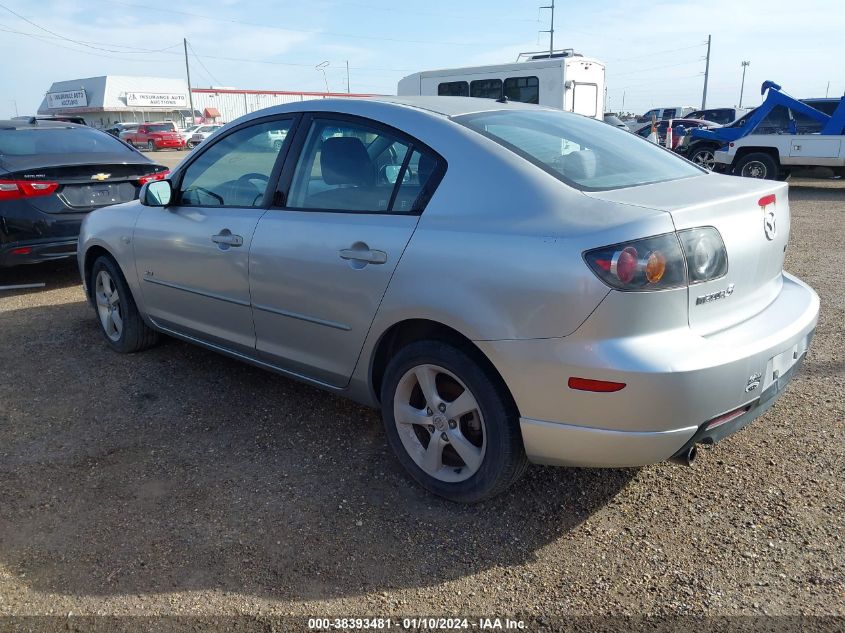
<box><xmin>105</xmin><ymin>0</ymin><xmax>491</xmax><ymax>47</ymax></box>
<box><xmin>187</xmin><ymin>40</ymin><xmax>223</xmax><ymax>87</ymax></box>
<box><xmin>0</xmin><ymin>25</ymin><xmax>179</xmax><ymax>62</ymax></box>
<box><xmin>607</xmin><ymin>59</ymin><xmax>704</xmax><ymax>79</ymax></box>
<box><xmin>0</xmin><ymin>2</ymin><xmax>180</xmax><ymax>53</ymax></box>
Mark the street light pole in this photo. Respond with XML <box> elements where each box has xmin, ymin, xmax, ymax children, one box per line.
<box><xmin>739</xmin><ymin>60</ymin><xmax>750</xmax><ymax>108</ymax></box>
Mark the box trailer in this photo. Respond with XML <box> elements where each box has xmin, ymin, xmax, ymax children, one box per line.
<box><xmin>397</xmin><ymin>50</ymin><xmax>605</xmax><ymax>120</ymax></box>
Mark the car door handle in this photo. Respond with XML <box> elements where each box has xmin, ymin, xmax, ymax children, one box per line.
<box><xmin>339</xmin><ymin>247</ymin><xmax>387</xmax><ymax>264</ymax></box>
<box><xmin>211</xmin><ymin>231</ymin><xmax>243</xmax><ymax>247</ymax></box>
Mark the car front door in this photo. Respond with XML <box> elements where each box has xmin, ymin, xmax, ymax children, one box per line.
<box><xmin>133</xmin><ymin>116</ymin><xmax>296</xmax><ymax>352</ymax></box>
<box><xmin>248</xmin><ymin>114</ymin><xmax>444</xmax><ymax>387</ymax></box>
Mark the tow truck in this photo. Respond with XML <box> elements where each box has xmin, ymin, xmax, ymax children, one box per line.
<box><xmin>679</xmin><ymin>81</ymin><xmax>845</xmax><ymax>179</ymax></box>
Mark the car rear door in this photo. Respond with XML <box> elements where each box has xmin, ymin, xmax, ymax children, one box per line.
<box><xmin>133</xmin><ymin>115</ymin><xmax>296</xmax><ymax>353</ymax></box>
<box><xmin>248</xmin><ymin>114</ymin><xmax>445</xmax><ymax>387</ymax></box>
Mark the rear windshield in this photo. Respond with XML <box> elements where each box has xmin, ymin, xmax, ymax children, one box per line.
<box><xmin>455</xmin><ymin>109</ymin><xmax>703</xmax><ymax>191</ymax></box>
<box><xmin>0</xmin><ymin>127</ymin><xmax>133</xmax><ymax>157</ymax></box>
<box><xmin>147</xmin><ymin>124</ymin><xmax>174</xmax><ymax>132</ymax></box>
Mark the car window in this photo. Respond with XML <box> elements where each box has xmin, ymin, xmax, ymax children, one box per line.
<box><xmin>147</xmin><ymin>124</ymin><xmax>172</xmax><ymax>132</ymax></box>
<box><xmin>438</xmin><ymin>81</ymin><xmax>468</xmax><ymax>97</ymax></box>
<box><xmin>751</xmin><ymin>105</ymin><xmax>791</xmax><ymax>134</ymax></box>
<box><xmin>457</xmin><ymin>109</ymin><xmax>703</xmax><ymax>191</ymax></box>
<box><xmin>287</xmin><ymin>118</ymin><xmax>439</xmax><ymax>213</ymax></box>
<box><xmin>470</xmin><ymin>79</ymin><xmax>503</xmax><ymax>99</ymax></box>
<box><xmin>178</xmin><ymin>119</ymin><xmax>293</xmax><ymax>208</ymax></box>
<box><xmin>503</xmin><ymin>76</ymin><xmax>539</xmax><ymax>104</ymax></box>
<box><xmin>0</xmin><ymin>127</ymin><xmax>133</xmax><ymax>159</ymax></box>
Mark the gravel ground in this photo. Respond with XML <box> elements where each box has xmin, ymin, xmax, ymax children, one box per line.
<box><xmin>0</xmin><ymin>182</ymin><xmax>842</xmax><ymax>626</ymax></box>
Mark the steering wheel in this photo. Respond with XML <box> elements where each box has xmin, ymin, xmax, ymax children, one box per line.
<box><xmin>236</xmin><ymin>172</ymin><xmax>270</xmax><ymax>206</ymax></box>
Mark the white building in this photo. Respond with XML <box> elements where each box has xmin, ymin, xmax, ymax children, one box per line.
<box><xmin>38</xmin><ymin>75</ymin><xmax>371</xmax><ymax>128</ymax></box>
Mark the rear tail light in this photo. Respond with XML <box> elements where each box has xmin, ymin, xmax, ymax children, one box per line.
<box><xmin>584</xmin><ymin>233</ymin><xmax>686</xmax><ymax>291</ymax></box>
<box><xmin>676</xmin><ymin>227</ymin><xmax>728</xmax><ymax>283</ymax></box>
<box><xmin>0</xmin><ymin>180</ymin><xmax>60</xmax><ymax>201</ymax></box>
<box><xmin>584</xmin><ymin>228</ymin><xmax>728</xmax><ymax>291</ymax></box>
<box><xmin>137</xmin><ymin>170</ymin><xmax>169</xmax><ymax>186</ymax></box>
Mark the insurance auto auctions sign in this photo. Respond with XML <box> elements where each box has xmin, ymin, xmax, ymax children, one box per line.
<box><xmin>46</xmin><ymin>90</ymin><xmax>87</xmax><ymax>109</ymax></box>
<box><xmin>125</xmin><ymin>92</ymin><xmax>188</xmax><ymax>108</ymax></box>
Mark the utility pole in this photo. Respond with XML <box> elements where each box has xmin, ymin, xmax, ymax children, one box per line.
<box><xmin>739</xmin><ymin>60</ymin><xmax>750</xmax><ymax>108</ymax></box>
<box><xmin>346</xmin><ymin>60</ymin><xmax>350</xmax><ymax>94</ymax></box>
<box><xmin>540</xmin><ymin>0</ymin><xmax>555</xmax><ymax>56</ymax></box>
<box><xmin>701</xmin><ymin>34</ymin><xmax>711</xmax><ymax>109</ymax></box>
<box><xmin>826</xmin><ymin>81</ymin><xmax>830</xmax><ymax>98</ymax></box>
<box><xmin>184</xmin><ymin>38</ymin><xmax>195</xmax><ymax>124</ymax></box>
<box><xmin>622</xmin><ymin>91</ymin><xmax>626</xmax><ymax>112</ymax></box>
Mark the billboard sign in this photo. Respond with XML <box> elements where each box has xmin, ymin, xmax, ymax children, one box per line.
<box><xmin>46</xmin><ymin>90</ymin><xmax>88</xmax><ymax>109</ymax></box>
<box><xmin>126</xmin><ymin>92</ymin><xmax>188</xmax><ymax>108</ymax></box>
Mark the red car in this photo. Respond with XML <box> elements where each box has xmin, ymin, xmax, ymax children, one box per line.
<box><xmin>122</xmin><ymin>123</ymin><xmax>185</xmax><ymax>151</ymax></box>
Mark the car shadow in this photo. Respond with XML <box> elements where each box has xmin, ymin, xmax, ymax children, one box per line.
<box><xmin>0</xmin><ymin>259</ymin><xmax>81</xmax><ymax>297</ymax></box>
<box><xmin>0</xmin><ymin>300</ymin><xmax>636</xmax><ymax>601</ymax></box>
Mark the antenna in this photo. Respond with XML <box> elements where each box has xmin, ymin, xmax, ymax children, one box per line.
<box><xmin>539</xmin><ymin>0</ymin><xmax>555</xmax><ymax>57</ymax></box>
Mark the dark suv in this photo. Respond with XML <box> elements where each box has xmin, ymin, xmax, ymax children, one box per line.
<box><xmin>0</xmin><ymin>120</ymin><xmax>167</xmax><ymax>267</ymax></box>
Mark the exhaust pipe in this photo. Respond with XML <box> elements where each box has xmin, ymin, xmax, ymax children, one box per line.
<box><xmin>669</xmin><ymin>444</ymin><xmax>697</xmax><ymax>467</ymax></box>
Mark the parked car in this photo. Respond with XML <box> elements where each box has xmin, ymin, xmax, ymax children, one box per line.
<box><xmin>179</xmin><ymin>124</ymin><xmax>202</xmax><ymax>145</ymax></box>
<box><xmin>603</xmin><ymin>113</ymin><xmax>628</xmax><ymax>129</ymax></box>
<box><xmin>631</xmin><ymin>118</ymin><xmax>720</xmax><ymax>149</ymax></box>
<box><xmin>104</xmin><ymin>122</ymin><xmax>139</xmax><ymax>137</ymax></box>
<box><xmin>188</xmin><ymin>124</ymin><xmax>224</xmax><ymax>148</ymax></box>
<box><xmin>78</xmin><ymin>97</ymin><xmax>818</xmax><ymax>502</ymax></box>
<box><xmin>122</xmin><ymin>122</ymin><xmax>185</xmax><ymax>151</ymax></box>
<box><xmin>635</xmin><ymin>106</ymin><xmax>694</xmax><ymax>123</ymax></box>
<box><xmin>13</xmin><ymin>115</ymin><xmax>88</xmax><ymax>125</ymax></box>
<box><xmin>0</xmin><ymin>119</ymin><xmax>167</xmax><ymax>267</ymax></box>
<box><xmin>685</xmin><ymin>108</ymin><xmax>751</xmax><ymax>125</ymax></box>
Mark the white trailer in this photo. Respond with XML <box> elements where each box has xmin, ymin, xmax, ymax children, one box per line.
<box><xmin>397</xmin><ymin>51</ymin><xmax>605</xmax><ymax>120</ymax></box>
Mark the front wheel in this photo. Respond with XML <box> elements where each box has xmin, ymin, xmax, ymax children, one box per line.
<box><xmin>146</xmin><ymin>140</ymin><xmax>156</xmax><ymax>152</ymax></box>
<box><xmin>734</xmin><ymin>152</ymin><xmax>779</xmax><ymax>180</ymax></box>
<box><xmin>90</xmin><ymin>256</ymin><xmax>159</xmax><ymax>353</ymax></box>
<box><xmin>689</xmin><ymin>145</ymin><xmax>718</xmax><ymax>171</ymax></box>
<box><xmin>381</xmin><ymin>340</ymin><xmax>527</xmax><ymax>502</ymax></box>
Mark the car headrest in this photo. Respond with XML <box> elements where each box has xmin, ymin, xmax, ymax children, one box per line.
<box><xmin>320</xmin><ymin>137</ymin><xmax>374</xmax><ymax>186</ymax></box>
<box><xmin>417</xmin><ymin>152</ymin><xmax>437</xmax><ymax>185</ymax></box>
<box><xmin>561</xmin><ymin>150</ymin><xmax>597</xmax><ymax>181</ymax></box>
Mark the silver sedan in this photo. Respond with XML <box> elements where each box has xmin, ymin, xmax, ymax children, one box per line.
<box><xmin>77</xmin><ymin>97</ymin><xmax>819</xmax><ymax>502</ymax></box>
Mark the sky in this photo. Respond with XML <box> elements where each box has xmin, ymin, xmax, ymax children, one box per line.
<box><xmin>1</xmin><ymin>0</ymin><xmax>843</xmax><ymax>118</ymax></box>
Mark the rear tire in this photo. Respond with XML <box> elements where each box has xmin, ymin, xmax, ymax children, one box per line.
<box><xmin>734</xmin><ymin>152</ymin><xmax>779</xmax><ymax>180</ymax></box>
<box><xmin>381</xmin><ymin>340</ymin><xmax>528</xmax><ymax>503</ymax></box>
<box><xmin>147</xmin><ymin>140</ymin><xmax>156</xmax><ymax>152</ymax></box>
<box><xmin>90</xmin><ymin>255</ymin><xmax>159</xmax><ymax>353</ymax></box>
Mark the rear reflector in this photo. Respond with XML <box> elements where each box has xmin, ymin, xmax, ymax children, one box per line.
<box><xmin>568</xmin><ymin>377</ymin><xmax>626</xmax><ymax>393</ymax></box>
<box><xmin>704</xmin><ymin>405</ymin><xmax>750</xmax><ymax>430</ymax></box>
<box><xmin>758</xmin><ymin>194</ymin><xmax>776</xmax><ymax>207</ymax></box>
<box><xmin>10</xmin><ymin>246</ymin><xmax>33</xmax><ymax>255</ymax></box>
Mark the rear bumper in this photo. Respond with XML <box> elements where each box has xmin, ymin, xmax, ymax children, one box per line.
<box><xmin>476</xmin><ymin>272</ymin><xmax>819</xmax><ymax>467</ymax></box>
<box><xmin>0</xmin><ymin>238</ymin><xmax>78</xmax><ymax>267</ymax></box>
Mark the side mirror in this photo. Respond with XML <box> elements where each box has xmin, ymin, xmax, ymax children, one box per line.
<box><xmin>141</xmin><ymin>179</ymin><xmax>172</xmax><ymax>207</ymax></box>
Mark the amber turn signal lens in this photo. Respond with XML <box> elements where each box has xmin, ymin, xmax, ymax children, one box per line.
<box><xmin>645</xmin><ymin>250</ymin><xmax>666</xmax><ymax>283</ymax></box>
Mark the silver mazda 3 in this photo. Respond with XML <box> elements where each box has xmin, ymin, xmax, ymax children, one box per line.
<box><xmin>78</xmin><ymin>97</ymin><xmax>819</xmax><ymax>502</ymax></box>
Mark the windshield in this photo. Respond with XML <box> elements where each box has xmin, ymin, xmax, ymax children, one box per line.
<box><xmin>456</xmin><ymin>109</ymin><xmax>703</xmax><ymax>191</ymax></box>
<box><xmin>147</xmin><ymin>124</ymin><xmax>174</xmax><ymax>132</ymax></box>
<box><xmin>0</xmin><ymin>127</ymin><xmax>134</xmax><ymax>158</ymax></box>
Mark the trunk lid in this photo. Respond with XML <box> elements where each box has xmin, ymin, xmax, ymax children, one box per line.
<box><xmin>2</xmin><ymin>162</ymin><xmax>165</xmax><ymax>213</ymax></box>
<box><xmin>586</xmin><ymin>174</ymin><xmax>789</xmax><ymax>335</ymax></box>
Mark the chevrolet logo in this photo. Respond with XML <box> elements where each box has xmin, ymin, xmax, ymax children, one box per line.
<box><xmin>90</xmin><ymin>173</ymin><xmax>111</xmax><ymax>181</ymax></box>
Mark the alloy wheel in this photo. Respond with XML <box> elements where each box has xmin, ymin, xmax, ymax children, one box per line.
<box><xmin>393</xmin><ymin>363</ymin><xmax>486</xmax><ymax>482</ymax></box>
<box><xmin>95</xmin><ymin>270</ymin><xmax>123</xmax><ymax>342</ymax></box>
<box><xmin>692</xmin><ymin>149</ymin><xmax>716</xmax><ymax>170</ymax></box>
